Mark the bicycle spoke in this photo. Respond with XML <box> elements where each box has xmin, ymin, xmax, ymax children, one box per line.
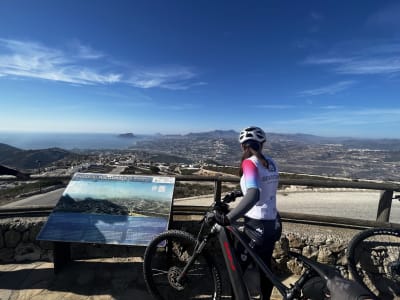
<box><xmin>143</xmin><ymin>230</ymin><xmax>222</xmax><ymax>300</ymax></box>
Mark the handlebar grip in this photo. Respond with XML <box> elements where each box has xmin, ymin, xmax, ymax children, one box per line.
<box><xmin>222</xmin><ymin>190</ymin><xmax>243</xmax><ymax>203</ymax></box>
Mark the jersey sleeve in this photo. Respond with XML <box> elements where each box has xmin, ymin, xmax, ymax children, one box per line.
<box><xmin>241</xmin><ymin>159</ymin><xmax>258</xmax><ymax>189</ymax></box>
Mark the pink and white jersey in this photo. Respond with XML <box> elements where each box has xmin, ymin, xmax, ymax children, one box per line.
<box><xmin>240</xmin><ymin>155</ymin><xmax>279</xmax><ymax>220</ymax></box>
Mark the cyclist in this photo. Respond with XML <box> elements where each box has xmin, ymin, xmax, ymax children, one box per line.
<box><xmin>211</xmin><ymin>126</ymin><xmax>281</xmax><ymax>300</ymax></box>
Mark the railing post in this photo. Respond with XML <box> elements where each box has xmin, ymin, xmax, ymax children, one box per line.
<box><xmin>214</xmin><ymin>177</ymin><xmax>222</xmax><ymax>202</ymax></box>
<box><xmin>376</xmin><ymin>190</ymin><xmax>393</xmax><ymax>222</ymax></box>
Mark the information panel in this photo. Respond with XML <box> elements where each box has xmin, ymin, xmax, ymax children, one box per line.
<box><xmin>37</xmin><ymin>173</ymin><xmax>175</xmax><ymax>246</ymax></box>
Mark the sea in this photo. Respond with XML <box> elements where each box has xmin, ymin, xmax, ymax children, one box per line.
<box><xmin>0</xmin><ymin>132</ymin><xmax>149</xmax><ymax>150</ymax></box>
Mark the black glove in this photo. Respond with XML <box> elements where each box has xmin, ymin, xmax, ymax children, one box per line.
<box><xmin>327</xmin><ymin>276</ymin><xmax>376</xmax><ymax>300</ymax></box>
<box><xmin>223</xmin><ymin>190</ymin><xmax>243</xmax><ymax>203</ymax></box>
<box><xmin>205</xmin><ymin>211</ymin><xmax>230</xmax><ymax>226</ymax></box>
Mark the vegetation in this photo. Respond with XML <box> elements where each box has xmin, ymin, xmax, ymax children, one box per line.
<box><xmin>204</xmin><ymin>166</ymin><xmax>239</xmax><ymax>176</ymax></box>
<box><xmin>122</xmin><ymin>166</ymin><xmax>159</xmax><ymax>175</ymax></box>
<box><xmin>173</xmin><ymin>182</ymin><xmax>239</xmax><ymax>199</ymax></box>
<box><xmin>0</xmin><ymin>143</ymin><xmax>83</xmax><ymax>170</ymax></box>
<box><xmin>0</xmin><ymin>178</ymin><xmax>65</xmax><ymax>206</ymax></box>
<box><xmin>179</xmin><ymin>168</ymin><xmax>199</xmax><ymax>175</ymax></box>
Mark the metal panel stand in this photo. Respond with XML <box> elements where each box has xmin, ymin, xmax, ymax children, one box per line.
<box><xmin>53</xmin><ymin>241</ymin><xmax>71</xmax><ymax>274</ymax></box>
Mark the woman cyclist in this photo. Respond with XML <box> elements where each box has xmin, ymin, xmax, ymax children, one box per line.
<box><xmin>212</xmin><ymin>126</ymin><xmax>281</xmax><ymax>299</ymax></box>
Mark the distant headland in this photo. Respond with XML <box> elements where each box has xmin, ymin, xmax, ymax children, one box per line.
<box><xmin>117</xmin><ymin>133</ymin><xmax>136</xmax><ymax>138</ymax></box>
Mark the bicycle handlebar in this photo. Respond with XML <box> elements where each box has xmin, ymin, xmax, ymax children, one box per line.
<box><xmin>221</xmin><ymin>190</ymin><xmax>243</xmax><ymax>203</ymax></box>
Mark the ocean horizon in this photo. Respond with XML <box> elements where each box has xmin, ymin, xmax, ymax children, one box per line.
<box><xmin>0</xmin><ymin>132</ymin><xmax>147</xmax><ymax>150</ymax></box>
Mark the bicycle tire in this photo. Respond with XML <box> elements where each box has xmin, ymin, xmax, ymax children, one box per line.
<box><xmin>143</xmin><ymin>230</ymin><xmax>222</xmax><ymax>300</ymax></box>
<box><xmin>347</xmin><ymin>227</ymin><xmax>400</xmax><ymax>299</ymax></box>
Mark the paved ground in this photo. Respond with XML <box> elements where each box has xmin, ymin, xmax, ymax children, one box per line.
<box><xmin>0</xmin><ymin>257</ymin><xmax>154</xmax><ymax>300</ymax></box>
<box><xmin>0</xmin><ymin>257</ymin><xmax>294</xmax><ymax>300</ymax></box>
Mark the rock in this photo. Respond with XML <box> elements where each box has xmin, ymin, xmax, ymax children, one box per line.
<box><xmin>327</xmin><ymin>241</ymin><xmax>346</xmax><ymax>253</ymax></box>
<box><xmin>312</xmin><ymin>234</ymin><xmax>327</xmax><ymax>246</ymax></box>
<box><xmin>9</xmin><ymin>219</ymin><xmax>27</xmax><ymax>232</ymax></box>
<box><xmin>287</xmin><ymin>258</ymin><xmax>303</xmax><ymax>275</ymax></box>
<box><xmin>273</xmin><ymin>236</ymin><xmax>289</xmax><ymax>258</ymax></box>
<box><xmin>29</xmin><ymin>225</ymin><xmax>42</xmax><ymax>242</ymax></box>
<box><xmin>4</xmin><ymin>230</ymin><xmax>21</xmax><ymax>247</ymax></box>
<box><xmin>39</xmin><ymin>240</ymin><xmax>54</xmax><ymax>250</ymax></box>
<box><xmin>22</xmin><ymin>231</ymin><xmax>30</xmax><ymax>242</ymax></box>
<box><xmin>15</xmin><ymin>243</ymin><xmax>41</xmax><ymax>262</ymax></box>
<box><xmin>336</xmin><ymin>253</ymin><xmax>348</xmax><ymax>266</ymax></box>
<box><xmin>317</xmin><ymin>246</ymin><xmax>335</xmax><ymax>264</ymax></box>
<box><xmin>302</xmin><ymin>245</ymin><xmax>319</xmax><ymax>259</ymax></box>
<box><xmin>286</xmin><ymin>233</ymin><xmax>304</xmax><ymax>248</ymax></box>
<box><xmin>0</xmin><ymin>248</ymin><xmax>14</xmax><ymax>263</ymax></box>
<box><xmin>118</xmin><ymin>133</ymin><xmax>135</xmax><ymax>138</ymax></box>
<box><xmin>0</xmin><ymin>229</ymin><xmax>4</xmax><ymax>248</ymax></box>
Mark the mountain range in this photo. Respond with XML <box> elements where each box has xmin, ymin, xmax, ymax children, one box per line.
<box><xmin>0</xmin><ymin>143</ymin><xmax>79</xmax><ymax>170</ymax></box>
<box><xmin>1</xmin><ymin>131</ymin><xmax>400</xmax><ymax>181</ymax></box>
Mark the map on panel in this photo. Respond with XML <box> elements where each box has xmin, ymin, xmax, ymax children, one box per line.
<box><xmin>37</xmin><ymin>173</ymin><xmax>175</xmax><ymax>246</ymax></box>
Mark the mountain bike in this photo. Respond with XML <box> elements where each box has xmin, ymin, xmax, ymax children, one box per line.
<box><xmin>143</xmin><ymin>192</ymin><xmax>374</xmax><ymax>300</ymax></box>
<box><xmin>347</xmin><ymin>226</ymin><xmax>400</xmax><ymax>299</ymax></box>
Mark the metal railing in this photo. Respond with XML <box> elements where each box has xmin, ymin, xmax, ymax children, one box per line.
<box><xmin>175</xmin><ymin>175</ymin><xmax>400</xmax><ymax>228</ymax></box>
<box><xmin>1</xmin><ymin>174</ymin><xmax>400</xmax><ymax>228</ymax></box>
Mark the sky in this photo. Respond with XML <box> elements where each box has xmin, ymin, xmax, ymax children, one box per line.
<box><xmin>1</xmin><ymin>1</ymin><xmax>400</xmax><ymax>138</ymax></box>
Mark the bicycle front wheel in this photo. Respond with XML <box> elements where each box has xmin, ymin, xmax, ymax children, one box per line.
<box><xmin>143</xmin><ymin>230</ymin><xmax>222</xmax><ymax>300</ymax></box>
<box><xmin>347</xmin><ymin>227</ymin><xmax>400</xmax><ymax>299</ymax></box>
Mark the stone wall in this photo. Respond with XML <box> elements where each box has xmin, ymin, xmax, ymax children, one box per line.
<box><xmin>0</xmin><ymin>217</ymin><xmax>357</xmax><ymax>278</ymax></box>
<box><xmin>0</xmin><ymin>217</ymin><xmax>50</xmax><ymax>263</ymax></box>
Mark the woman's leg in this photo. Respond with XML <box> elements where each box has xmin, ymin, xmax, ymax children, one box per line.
<box><xmin>258</xmin><ymin>243</ymin><xmax>275</xmax><ymax>300</ymax></box>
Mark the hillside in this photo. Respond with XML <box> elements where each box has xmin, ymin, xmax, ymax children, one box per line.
<box><xmin>2</xmin><ymin>130</ymin><xmax>400</xmax><ymax>181</ymax></box>
<box><xmin>0</xmin><ymin>143</ymin><xmax>77</xmax><ymax>170</ymax></box>
<box><xmin>133</xmin><ymin>130</ymin><xmax>400</xmax><ymax>182</ymax></box>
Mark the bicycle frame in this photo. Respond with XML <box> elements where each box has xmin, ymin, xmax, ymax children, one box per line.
<box><xmin>217</xmin><ymin>224</ymin><xmax>312</xmax><ymax>300</ymax></box>
<box><xmin>175</xmin><ymin>218</ymin><xmax>313</xmax><ymax>300</ymax></box>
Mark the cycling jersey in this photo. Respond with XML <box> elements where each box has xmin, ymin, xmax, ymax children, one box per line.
<box><xmin>240</xmin><ymin>155</ymin><xmax>279</xmax><ymax>220</ymax></box>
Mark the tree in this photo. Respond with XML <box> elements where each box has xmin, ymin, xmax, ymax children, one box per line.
<box><xmin>150</xmin><ymin>166</ymin><xmax>160</xmax><ymax>174</ymax></box>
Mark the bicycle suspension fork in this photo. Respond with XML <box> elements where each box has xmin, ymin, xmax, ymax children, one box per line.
<box><xmin>175</xmin><ymin>222</ymin><xmax>215</xmax><ymax>284</ymax></box>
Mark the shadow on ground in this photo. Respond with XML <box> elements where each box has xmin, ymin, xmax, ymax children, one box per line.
<box><xmin>0</xmin><ymin>259</ymin><xmax>154</xmax><ymax>300</ymax></box>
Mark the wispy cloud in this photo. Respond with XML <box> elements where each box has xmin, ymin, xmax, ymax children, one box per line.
<box><xmin>275</xmin><ymin>107</ymin><xmax>400</xmax><ymax>129</ymax></box>
<box><xmin>0</xmin><ymin>38</ymin><xmax>204</xmax><ymax>90</ymax></box>
<box><xmin>127</xmin><ymin>67</ymin><xmax>204</xmax><ymax>90</ymax></box>
<box><xmin>158</xmin><ymin>103</ymin><xmax>201</xmax><ymax>110</ymax></box>
<box><xmin>0</xmin><ymin>38</ymin><xmax>120</xmax><ymax>85</ymax></box>
<box><xmin>307</xmin><ymin>11</ymin><xmax>324</xmax><ymax>33</ymax></box>
<box><xmin>304</xmin><ymin>40</ymin><xmax>400</xmax><ymax>76</ymax></box>
<box><xmin>367</xmin><ymin>2</ymin><xmax>400</xmax><ymax>27</ymax></box>
<box><xmin>310</xmin><ymin>12</ymin><xmax>324</xmax><ymax>21</ymax></box>
<box><xmin>253</xmin><ymin>104</ymin><xmax>295</xmax><ymax>109</ymax></box>
<box><xmin>298</xmin><ymin>80</ymin><xmax>355</xmax><ymax>97</ymax></box>
<box><xmin>320</xmin><ymin>105</ymin><xmax>344</xmax><ymax>110</ymax></box>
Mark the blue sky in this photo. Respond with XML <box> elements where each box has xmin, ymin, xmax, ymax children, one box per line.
<box><xmin>1</xmin><ymin>1</ymin><xmax>400</xmax><ymax>138</ymax></box>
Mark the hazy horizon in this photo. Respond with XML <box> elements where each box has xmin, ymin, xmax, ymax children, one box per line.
<box><xmin>2</xmin><ymin>128</ymin><xmax>400</xmax><ymax>140</ymax></box>
<box><xmin>1</xmin><ymin>130</ymin><xmax>400</xmax><ymax>152</ymax></box>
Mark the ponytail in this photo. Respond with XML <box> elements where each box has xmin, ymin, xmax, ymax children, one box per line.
<box><xmin>239</xmin><ymin>141</ymin><xmax>269</xmax><ymax>176</ymax></box>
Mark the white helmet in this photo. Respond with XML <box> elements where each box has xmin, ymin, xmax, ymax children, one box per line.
<box><xmin>239</xmin><ymin>126</ymin><xmax>266</xmax><ymax>144</ymax></box>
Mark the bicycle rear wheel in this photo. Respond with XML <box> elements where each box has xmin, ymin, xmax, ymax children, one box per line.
<box><xmin>347</xmin><ymin>227</ymin><xmax>400</xmax><ymax>299</ymax></box>
<box><xmin>143</xmin><ymin>230</ymin><xmax>222</xmax><ymax>300</ymax></box>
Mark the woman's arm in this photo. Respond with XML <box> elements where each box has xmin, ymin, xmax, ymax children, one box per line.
<box><xmin>227</xmin><ymin>159</ymin><xmax>260</xmax><ymax>222</ymax></box>
<box><xmin>227</xmin><ymin>188</ymin><xmax>259</xmax><ymax>222</ymax></box>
